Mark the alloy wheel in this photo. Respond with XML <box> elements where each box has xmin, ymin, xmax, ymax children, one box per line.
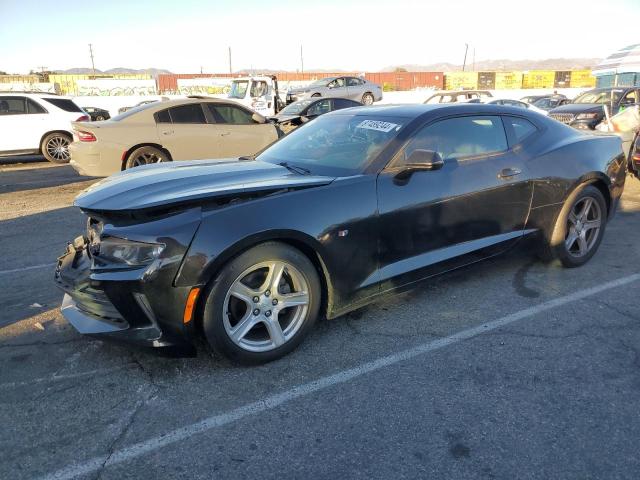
<box><xmin>46</xmin><ymin>135</ymin><xmax>70</xmax><ymax>161</ymax></box>
<box><xmin>223</xmin><ymin>261</ymin><xmax>310</xmax><ymax>352</ymax></box>
<box><xmin>131</xmin><ymin>150</ymin><xmax>166</xmax><ymax>167</ymax></box>
<box><xmin>362</xmin><ymin>93</ymin><xmax>374</xmax><ymax>105</ymax></box>
<box><xmin>565</xmin><ymin>196</ymin><xmax>602</xmax><ymax>257</ymax></box>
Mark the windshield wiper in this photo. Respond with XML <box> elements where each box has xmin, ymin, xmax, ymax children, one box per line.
<box><xmin>278</xmin><ymin>161</ymin><xmax>311</xmax><ymax>175</ymax></box>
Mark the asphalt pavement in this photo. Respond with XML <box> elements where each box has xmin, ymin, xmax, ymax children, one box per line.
<box><xmin>1</xmin><ymin>161</ymin><xmax>639</xmax><ymax>480</ymax></box>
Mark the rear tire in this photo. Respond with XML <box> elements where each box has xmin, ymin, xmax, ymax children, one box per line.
<box><xmin>124</xmin><ymin>146</ymin><xmax>169</xmax><ymax>170</ymax></box>
<box><xmin>41</xmin><ymin>132</ymin><xmax>72</xmax><ymax>164</ymax></box>
<box><xmin>201</xmin><ymin>242</ymin><xmax>321</xmax><ymax>364</ymax></box>
<box><xmin>362</xmin><ymin>92</ymin><xmax>374</xmax><ymax>105</ymax></box>
<box><xmin>539</xmin><ymin>184</ymin><xmax>607</xmax><ymax>268</ymax></box>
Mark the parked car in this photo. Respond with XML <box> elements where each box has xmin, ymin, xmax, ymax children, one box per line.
<box><xmin>0</xmin><ymin>92</ymin><xmax>89</xmax><ymax>163</ymax></box>
<box><xmin>118</xmin><ymin>99</ymin><xmax>158</xmax><ymax>114</ymax></box>
<box><xmin>485</xmin><ymin>98</ymin><xmax>548</xmax><ymax>115</ymax></box>
<box><xmin>271</xmin><ymin>97</ymin><xmax>362</xmax><ymax>133</ymax></box>
<box><xmin>424</xmin><ymin>90</ymin><xmax>493</xmax><ymax>104</ymax></box>
<box><xmin>81</xmin><ymin>107</ymin><xmax>110</xmax><ymax>121</ymax></box>
<box><xmin>520</xmin><ymin>94</ymin><xmax>567</xmax><ymax>109</ymax></box>
<box><xmin>549</xmin><ymin>87</ymin><xmax>640</xmax><ymax>130</ymax></box>
<box><xmin>286</xmin><ymin>76</ymin><xmax>382</xmax><ymax>105</ymax></box>
<box><xmin>627</xmin><ymin>132</ymin><xmax>640</xmax><ymax>179</ymax></box>
<box><xmin>531</xmin><ymin>96</ymin><xmax>570</xmax><ymax>111</ymax></box>
<box><xmin>55</xmin><ymin>103</ymin><xmax>626</xmax><ymax>363</ymax></box>
<box><xmin>69</xmin><ymin>98</ymin><xmax>281</xmax><ymax>177</ymax></box>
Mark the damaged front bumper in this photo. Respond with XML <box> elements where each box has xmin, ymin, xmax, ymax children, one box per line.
<box><xmin>54</xmin><ymin>237</ymin><xmax>191</xmax><ymax>348</ymax></box>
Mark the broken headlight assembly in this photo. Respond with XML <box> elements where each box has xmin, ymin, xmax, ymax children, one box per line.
<box><xmin>93</xmin><ymin>236</ymin><xmax>165</xmax><ymax>266</ymax></box>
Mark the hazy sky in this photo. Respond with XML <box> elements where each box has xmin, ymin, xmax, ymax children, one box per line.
<box><xmin>1</xmin><ymin>0</ymin><xmax>638</xmax><ymax>74</ymax></box>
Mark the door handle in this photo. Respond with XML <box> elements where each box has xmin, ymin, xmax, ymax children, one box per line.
<box><xmin>498</xmin><ymin>167</ymin><xmax>522</xmax><ymax>179</ymax></box>
<box><xmin>161</xmin><ymin>130</ymin><xmax>174</xmax><ymax>136</ymax></box>
<box><xmin>220</xmin><ymin>132</ymin><xmax>231</xmax><ymax>136</ymax></box>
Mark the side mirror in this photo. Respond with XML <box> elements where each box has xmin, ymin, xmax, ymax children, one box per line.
<box><xmin>394</xmin><ymin>150</ymin><xmax>444</xmax><ymax>179</ymax></box>
<box><xmin>300</xmin><ymin>115</ymin><xmax>310</xmax><ymax>123</ymax></box>
<box><xmin>252</xmin><ymin>112</ymin><xmax>266</xmax><ymax>124</ymax></box>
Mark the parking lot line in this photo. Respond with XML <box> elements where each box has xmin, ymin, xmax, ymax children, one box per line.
<box><xmin>0</xmin><ymin>263</ymin><xmax>55</xmax><ymax>276</ymax></box>
<box><xmin>38</xmin><ymin>272</ymin><xmax>640</xmax><ymax>480</ymax></box>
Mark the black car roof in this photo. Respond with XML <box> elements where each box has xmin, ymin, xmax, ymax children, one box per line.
<box><xmin>332</xmin><ymin>103</ymin><xmax>543</xmax><ymax>119</ymax></box>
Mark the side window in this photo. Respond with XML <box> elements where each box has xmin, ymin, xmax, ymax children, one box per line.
<box><xmin>335</xmin><ymin>77</ymin><xmax>346</xmax><ymax>88</ymax></box>
<box><xmin>155</xmin><ymin>109</ymin><xmax>171</xmax><ymax>123</ymax></box>
<box><xmin>26</xmin><ymin>99</ymin><xmax>47</xmax><ymax>114</ymax></box>
<box><xmin>0</xmin><ymin>96</ymin><xmax>27</xmax><ymax>115</ymax></box>
<box><xmin>346</xmin><ymin>77</ymin><xmax>363</xmax><ymax>87</ymax></box>
<box><xmin>307</xmin><ymin>99</ymin><xmax>331</xmax><ymax>116</ymax></box>
<box><xmin>401</xmin><ymin>116</ymin><xmax>508</xmax><ymax>163</ymax></box>
<box><xmin>621</xmin><ymin>90</ymin><xmax>638</xmax><ymax>105</ymax></box>
<box><xmin>168</xmin><ymin>104</ymin><xmax>206</xmax><ymax>124</ymax></box>
<box><xmin>250</xmin><ymin>81</ymin><xmax>268</xmax><ymax>98</ymax></box>
<box><xmin>42</xmin><ymin>97</ymin><xmax>83</xmax><ymax>112</ymax></box>
<box><xmin>207</xmin><ymin>104</ymin><xmax>254</xmax><ymax>124</ymax></box>
<box><xmin>332</xmin><ymin>99</ymin><xmax>357</xmax><ymax>110</ymax></box>
<box><xmin>506</xmin><ymin>117</ymin><xmax>537</xmax><ymax>143</ymax></box>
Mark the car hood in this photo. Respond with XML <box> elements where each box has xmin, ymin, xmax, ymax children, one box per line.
<box><xmin>272</xmin><ymin>114</ymin><xmax>301</xmax><ymax>123</ymax></box>
<box><xmin>75</xmin><ymin>159</ymin><xmax>336</xmax><ymax>212</ymax></box>
<box><xmin>549</xmin><ymin>104</ymin><xmax>604</xmax><ymax>114</ymax></box>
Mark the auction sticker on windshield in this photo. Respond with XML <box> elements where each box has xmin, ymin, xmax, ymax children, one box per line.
<box><xmin>356</xmin><ymin>120</ymin><xmax>401</xmax><ymax>133</ymax></box>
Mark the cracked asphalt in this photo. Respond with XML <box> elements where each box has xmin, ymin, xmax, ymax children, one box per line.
<box><xmin>1</xmin><ymin>159</ymin><xmax>640</xmax><ymax>480</ymax></box>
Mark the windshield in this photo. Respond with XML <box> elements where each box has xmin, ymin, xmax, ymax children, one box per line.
<box><xmin>110</xmin><ymin>101</ymin><xmax>159</xmax><ymax>121</ymax></box>
<box><xmin>279</xmin><ymin>100</ymin><xmax>313</xmax><ymax>115</ymax></box>
<box><xmin>229</xmin><ymin>80</ymin><xmax>249</xmax><ymax>99</ymax></box>
<box><xmin>573</xmin><ymin>89</ymin><xmax>624</xmax><ymax>105</ymax></box>
<box><xmin>258</xmin><ymin>113</ymin><xmax>405</xmax><ymax>176</ymax></box>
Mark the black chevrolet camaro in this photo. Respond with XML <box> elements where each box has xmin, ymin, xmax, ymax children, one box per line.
<box><xmin>55</xmin><ymin>104</ymin><xmax>627</xmax><ymax>363</ymax></box>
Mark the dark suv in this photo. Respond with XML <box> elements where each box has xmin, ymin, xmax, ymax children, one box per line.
<box><xmin>548</xmin><ymin>87</ymin><xmax>640</xmax><ymax>130</ymax></box>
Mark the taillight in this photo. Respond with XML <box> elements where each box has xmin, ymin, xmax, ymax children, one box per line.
<box><xmin>77</xmin><ymin>130</ymin><xmax>96</xmax><ymax>142</ymax></box>
<box><xmin>76</xmin><ymin>115</ymin><xmax>90</xmax><ymax>122</ymax></box>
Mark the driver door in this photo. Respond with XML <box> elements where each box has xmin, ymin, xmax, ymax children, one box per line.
<box><xmin>375</xmin><ymin>114</ymin><xmax>532</xmax><ymax>289</ymax></box>
<box><xmin>327</xmin><ymin>77</ymin><xmax>348</xmax><ymax>98</ymax></box>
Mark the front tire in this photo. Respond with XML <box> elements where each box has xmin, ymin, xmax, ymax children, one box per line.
<box><xmin>41</xmin><ymin>132</ymin><xmax>72</xmax><ymax>164</ymax></box>
<box><xmin>541</xmin><ymin>184</ymin><xmax>607</xmax><ymax>267</ymax></box>
<box><xmin>201</xmin><ymin>242</ymin><xmax>321</xmax><ymax>364</ymax></box>
<box><xmin>124</xmin><ymin>146</ymin><xmax>169</xmax><ymax>170</ymax></box>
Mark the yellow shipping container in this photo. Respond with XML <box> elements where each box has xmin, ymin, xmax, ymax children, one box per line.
<box><xmin>0</xmin><ymin>74</ymin><xmax>41</xmax><ymax>84</ymax></box>
<box><xmin>494</xmin><ymin>71</ymin><xmax>523</xmax><ymax>89</ymax></box>
<box><xmin>523</xmin><ymin>70</ymin><xmax>556</xmax><ymax>89</ymax></box>
<box><xmin>445</xmin><ymin>72</ymin><xmax>478</xmax><ymax>90</ymax></box>
<box><xmin>570</xmin><ymin>70</ymin><xmax>596</xmax><ymax>88</ymax></box>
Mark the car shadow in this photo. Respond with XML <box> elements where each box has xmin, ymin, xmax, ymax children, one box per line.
<box><xmin>0</xmin><ymin>165</ymin><xmax>97</xmax><ymax>195</ymax></box>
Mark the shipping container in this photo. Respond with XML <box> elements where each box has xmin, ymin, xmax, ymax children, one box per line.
<box><xmin>570</xmin><ymin>70</ymin><xmax>596</xmax><ymax>88</ymax></box>
<box><xmin>522</xmin><ymin>70</ymin><xmax>555</xmax><ymax>89</ymax></box>
<box><xmin>445</xmin><ymin>72</ymin><xmax>478</xmax><ymax>90</ymax></box>
<box><xmin>477</xmin><ymin>72</ymin><xmax>496</xmax><ymax>90</ymax></box>
<box><xmin>0</xmin><ymin>74</ymin><xmax>41</xmax><ymax>85</ymax></box>
<box><xmin>364</xmin><ymin>72</ymin><xmax>443</xmax><ymax>91</ymax></box>
<box><xmin>554</xmin><ymin>71</ymin><xmax>571</xmax><ymax>88</ymax></box>
<box><xmin>494</xmin><ymin>71</ymin><xmax>523</xmax><ymax>89</ymax></box>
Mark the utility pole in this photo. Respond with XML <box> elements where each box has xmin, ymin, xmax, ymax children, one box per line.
<box><xmin>462</xmin><ymin>43</ymin><xmax>468</xmax><ymax>72</ymax></box>
<box><xmin>300</xmin><ymin>45</ymin><xmax>304</xmax><ymax>74</ymax></box>
<box><xmin>88</xmin><ymin>44</ymin><xmax>96</xmax><ymax>77</ymax></box>
<box><xmin>36</xmin><ymin>66</ymin><xmax>48</xmax><ymax>82</ymax></box>
<box><xmin>472</xmin><ymin>47</ymin><xmax>475</xmax><ymax>71</ymax></box>
<box><xmin>228</xmin><ymin>47</ymin><xmax>232</xmax><ymax>75</ymax></box>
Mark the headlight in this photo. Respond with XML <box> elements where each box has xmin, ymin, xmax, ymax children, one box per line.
<box><xmin>576</xmin><ymin>112</ymin><xmax>600</xmax><ymax>120</ymax></box>
<box><xmin>94</xmin><ymin>236</ymin><xmax>165</xmax><ymax>266</ymax></box>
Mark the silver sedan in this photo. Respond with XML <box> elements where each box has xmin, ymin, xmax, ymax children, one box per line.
<box><xmin>286</xmin><ymin>76</ymin><xmax>383</xmax><ymax>105</ymax></box>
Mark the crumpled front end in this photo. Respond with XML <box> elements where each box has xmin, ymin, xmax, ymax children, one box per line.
<box><xmin>54</xmin><ymin>207</ymin><xmax>203</xmax><ymax>348</ymax></box>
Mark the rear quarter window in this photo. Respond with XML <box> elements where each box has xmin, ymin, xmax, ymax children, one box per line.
<box><xmin>42</xmin><ymin>98</ymin><xmax>83</xmax><ymax>112</ymax></box>
<box><xmin>505</xmin><ymin>116</ymin><xmax>538</xmax><ymax>143</ymax></box>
